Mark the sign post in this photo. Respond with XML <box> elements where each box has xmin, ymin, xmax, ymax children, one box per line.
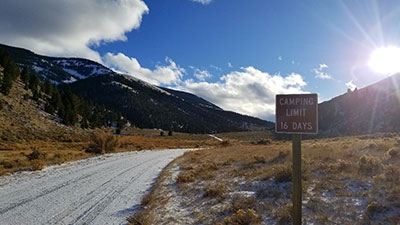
<box><xmin>275</xmin><ymin>94</ymin><xmax>318</xmax><ymax>225</ymax></box>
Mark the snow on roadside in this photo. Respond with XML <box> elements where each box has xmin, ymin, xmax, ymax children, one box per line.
<box><xmin>208</xmin><ymin>134</ymin><xmax>223</xmax><ymax>142</ymax></box>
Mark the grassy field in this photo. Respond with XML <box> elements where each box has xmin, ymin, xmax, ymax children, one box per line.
<box><xmin>0</xmin><ymin>128</ymin><xmax>218</xmax><ymax>176</ymax></box>
<box><xmin>130</xmin><ymin>132</ymin><xmax>400</xmax><ymax>224</ymax></box>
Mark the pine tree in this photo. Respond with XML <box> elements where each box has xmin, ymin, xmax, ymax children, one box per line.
<box><xmin>29</xmin><ymin>74</ymin><xmax>40</xmax><ymax>92</ymax></box>
<box><xmin>29</xmin><ymin>74</ymin><xmax>40</xmax><ymax>101</ymax></box>
<box><xmin>0</xmin><ymin>71</ymin><xmax>13</xmax><ymax>95</ymax></box>
<box><xmin>60</xmin><ymin>90</ymin><xmax>78</xmax><ymax>125</ymax></box>
<box><xmin>20</xmin><ymin>66</ymin><xmax>30</xmax><ymax>88</ymax></box>
<box><xmin>43</xmin><ymin>80</ymin><xmax>53</xmax><ymax>96</ymax></box>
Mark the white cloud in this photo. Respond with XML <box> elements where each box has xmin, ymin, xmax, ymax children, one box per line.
<box><xmin>0</xmin><ymin>0</ymin><xmax>149</xmax><ymax>62</ymax></box>
<box><xmin>278</xmin><ymin>56</ymin><xmax>283</xmax><ymax>61</ymax></box>
<box><xmin>175</xmin><ymin>67</ymin><xmax>307</xmax><ymax>119</ymax></box>
<box><xmin>210</xmin><ymin>65</ymin><xmax>222</xmax><ymax>71</ymax></box>
<box><xmin>345</xmin><ymin>80</ymin><xmax>357</xmax><ymax>91</ymax></box>
<box><xmin>193</xmin><ymin>68</ymin><xmax>212</xmax><ymax>81</ymax></box>
<box><xmin>191</xmin><ymin>0</ymin><xmax>213</xmax><ymax>5</ymax></box>
<box><xmin>103</xmin><ymin>53</ymin><xmax>185</xmax><ymax>85</ymax></box>
<box><xmin>313</xmin><ymin>64</ymin><xmax>332</xmax><ymax>79</ymax></box>
<box><xmin>228</xmin><ymin>62</ymin><xmax>233</xmax><ymax>68</ymax></box>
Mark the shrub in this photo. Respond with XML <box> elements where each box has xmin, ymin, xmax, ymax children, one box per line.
<box><xmin>253</xmin><ymin>155</ymin><xmax>266</xmax><ymax>164</ymax></box>
<box><xmin>385</xmin><ymin>147</ymin><xmax>399</xmax><ymax>159</ymax></box>
<box><xmin>86</xmin><ymin>131</ymin><xmax>120</xmax><ymax>154</ymax></box>
<box><xmin>274</xmin><ymin>164</ymin><xmax>292</xmax><ymax>183</ymax></box>
<box><xmin>275</xmin><ymin>204</ymin><xmax>292</xmax><ymax>225</ymax></box>
<box><xmin>26</xmin><ymin>148</ymin><xmax>47</xmax><ymax>161</ymax></box>
<box><xmin>2</xmin><ymin>160</ymin><xmax>14</xmax><ymax>169</ymax></box>
<box><xmin>221</xmin><ymin>209</ymin><xmax>260</xmax><ymax>225</ymax></box>
<box><xmin>176</xmin><ymin>170</ymin><xmax>195</xmax><ymax>183</ymax></box>
<box><xmin>220</xmin><ymin>140</ymin><xmax>230</xmax><ymax>147</ymax></box>
<box><xmin>253</xmin><ymin>139</ymin><xmax>271</xmax><ymax>145</ymax></box>
<box><xmin>203</xmin><ymin>183</ymin><xmax>227</xmax><ymax>199</ymax></box>
<box><xmin>31</xmin><ymin>159</ymin><xmax>44</xmax><ymax>171</ymax></box>
<box><xmin>231</xmin><ymin>195</ymin><xmax>256</xmax><ymax>212</ymax></box>
<box><xmin>366</xmin><ymin>200</ymin><xmax>381</xmax><ymax>217</ymax></box>
<box><xmin>358</xmin><ymin>154</ymin><xmax>382</xmax><ymax>175</ymax></box>
<box><xmin>270</xmin><ymin>151</ymin><xmax>289</xmax><ymax>164</ymax></box>
<box><xmin>384</xmin><ymin>165</ymin><xmax>400</xmax><ymax>182</ymax></box>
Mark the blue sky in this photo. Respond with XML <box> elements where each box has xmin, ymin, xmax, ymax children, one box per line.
<box><xmin>1</xmin><ymin>0</ymin><xmax>400</xmax><ymax>120</ymax></box>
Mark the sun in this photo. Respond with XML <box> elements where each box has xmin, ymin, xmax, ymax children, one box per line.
<box><xmin>368</xmin><ymin>46</ymin><xmax>400</xmax><ymax>75</ymax></box>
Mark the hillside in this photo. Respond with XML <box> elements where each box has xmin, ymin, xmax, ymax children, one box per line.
<box><xmin>0</xmin><ymin>79</ymin><xmax>89</xmax><ymax>142</ymax></box>
<box><xmin>319</xmin><ymin>73</ymin><xmax>400</xmax><ymax>136</ymax></box>
<box><xmin>67</xmin><ymin>74</ymin><xmax>273</xmax><ymax>133</ymax></box>
<box><xmin>0</xmin><ymin>43</ymin><xmax>274</xmax><ymax>133</ymax></box>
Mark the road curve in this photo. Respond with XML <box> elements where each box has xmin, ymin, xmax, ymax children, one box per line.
<box><xmin>0</xmin><ymin>149</ymin><xmax>189</xmax><ymax>225</ymax></box>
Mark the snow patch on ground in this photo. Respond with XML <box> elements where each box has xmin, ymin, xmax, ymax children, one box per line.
<box><xmin>62</xmin><ymin>76</ymin><xmax>77</xmax><ymax>83</ymax></box>
<box><xmin>32</xmin><ymin>65</ymin><xmax>43</xmax><ymax>73</ymax></box>
<box><xmin>208</xmin><ymin>134</ymin><xmax>223</xmax><ymax>142</ymax></box>
<box><xmin>110</xmin><ymin>81</ymin><xmax>138</xmax><ymax>94</ymax></box>
<box><xmin>62</xmin><ymin>68</ymin><xmax>86</xmax><ymax>79</ymax></box>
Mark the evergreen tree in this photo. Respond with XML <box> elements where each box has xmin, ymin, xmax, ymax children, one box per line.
<box><xmin>0</xmin><ymin>71</ymin><xmax>13</xmax><ymax>95</ymax></box>
<box><xmin>29</xmin><ymin>74</ymin><xmax>40</xmax><ymax>101</ymax></box>
<box><xmin>20</xmin><ymin>66</ymin><xmax>30</xmax><ymax>88</ymax></box>
<box><xmin>43</xmin><ymin>80</ymin><xmax>53</xmax><ymax>96</ymax></box>
<box><xmin>29</xmin><ymin>74</ymin><xmax>40</xmax><ymax>92</ymax></box>
<box><xmin>60</xmin><ymin>90</ymin><xmax>78</xmax><ymax>125</ymax></box>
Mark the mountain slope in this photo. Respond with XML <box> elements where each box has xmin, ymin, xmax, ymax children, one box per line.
<box><xmin>0</xmin><ymin>43</ymin><xmax>273</xmax><ymax>133</ymax></box>
<box><xmin>67</xmin><ymin>74</ymin><xmax>273</xmax><ymax>133</ymax></box>
<box><xmin>0</xmin><ymin>79</ymin><xmax>89</xmax><ymax>141</ymax></box>
<box><xmin>0</xmin><ymin>44</ymin><xmax>111</xmax><ymax>83</ymax></box>
<box><xmin>318</xmin><ymin>73</ymin><xmax>400</xmax><ymax>136</ymax></box>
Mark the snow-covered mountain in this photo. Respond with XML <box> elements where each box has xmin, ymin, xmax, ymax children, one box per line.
<box><xmin>0</xmin><ymin>44</ymin><xmax>111</xmax><ymax>83</ymax></box>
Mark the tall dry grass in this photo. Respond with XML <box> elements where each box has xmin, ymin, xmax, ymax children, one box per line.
<box><xmin>131</xmin><ymin>133</ymin><xmax>400</xmax><ymax>224</ymax></box>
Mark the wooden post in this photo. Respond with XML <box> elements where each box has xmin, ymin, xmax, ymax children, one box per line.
<box><xmin>292</xmin><ymin>134</ymin><xmax>302</xmax><ymax>225</ymax></box>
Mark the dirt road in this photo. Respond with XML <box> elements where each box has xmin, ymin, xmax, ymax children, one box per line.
<box><xmin>0</xmin><ymin>149</ymin><xmax>189</xmax><ymax>225</ymax></box>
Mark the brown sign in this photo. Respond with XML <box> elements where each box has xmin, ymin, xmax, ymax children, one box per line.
<box><xmin>275</xmin><ymin>94</ymin><xmax>318</xmax><ymax>134</ymax></box>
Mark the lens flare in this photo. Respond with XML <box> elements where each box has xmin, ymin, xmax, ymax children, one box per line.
<box><xmin>368</xmin><ymin>46</ymin><xmax>400</xmax><ymax>75</ymax></box>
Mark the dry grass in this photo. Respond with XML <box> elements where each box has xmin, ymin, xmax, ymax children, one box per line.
<box><xmin>131</xmin><ymin>133</ymin><xmax>400</xmax><ymax>224</ymax></box>
<box><xmin>0</xmin><ymin>129</ymin><xmax>215</xmax><ymax>176</ymax></box>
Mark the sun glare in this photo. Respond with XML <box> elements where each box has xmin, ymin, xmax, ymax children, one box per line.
<box><xmin>368</xmin><ymin>46</ymin><xmax>400</xmax><ymax>75</ymax></box>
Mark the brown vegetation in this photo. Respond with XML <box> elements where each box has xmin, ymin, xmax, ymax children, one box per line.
<box><xmin>131</xmin><ymin>132</ymin><xmax>400</xmax><ymax>224</ymax></box>
<box><xmin>86</xmin><ymin>130</ymin><xmax>120</xmax><ymax>154</ymax></box>
<box><xmin>0</xmin><ymin>128</ymin><xmax>217</xmax><ymax>175</ymax></box>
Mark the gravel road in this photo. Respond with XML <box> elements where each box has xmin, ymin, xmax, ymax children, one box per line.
<box><xmin>0</xmin><ymin>149</ymin><xmax>189</xmax><ymax>225</ymax></box>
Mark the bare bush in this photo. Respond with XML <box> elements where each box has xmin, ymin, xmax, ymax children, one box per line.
<box><xmin>385</xmin><ymin>147</ymin><xmax>399</xmax><ymax>159</ymax></box>
<box><xmin>176</xmin><ymin>170</ymin><xmax>196</xmax><ymax>183</ymax></box>
<box><xmin>86</xmin><ymin>131</ymin><xmax>120</xmax><ymax>154</ymax></box>
<box><xmin>203</xmin><ymin>183</ymin><xmax>227</xmax><ymax>199</ymax></box>
<box><xmin>253</xmin><ymin>139</ymin><xmax>271</xmax><ymax>145</ymax></box>
<box><xmin>25</xmin><ymin>148</ymin><xmax>47</xmax><ymax>161</ymax></box>
<box><xmin>221</xmin><ymin>209</ymin><xmax>261</xmax><ymax>225</ymax></box>
<box><xmin>31</xmin><ymin>160</ymin><xmax>44</xmax><ymax>171</ymax></box>
<box><xmin>220</xmin><ymin>140</ymin><xmax>230</xmax><ymax>147</ymax></box>
<box><xmin>274</xmin><ymin>164</ymin><xmax>292</xmax><ymax>183</ymax></box>
<box><xmin>358</xmin><ymin>154</ymin><xmax>382</xmax><ymax>175</ymax></box>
